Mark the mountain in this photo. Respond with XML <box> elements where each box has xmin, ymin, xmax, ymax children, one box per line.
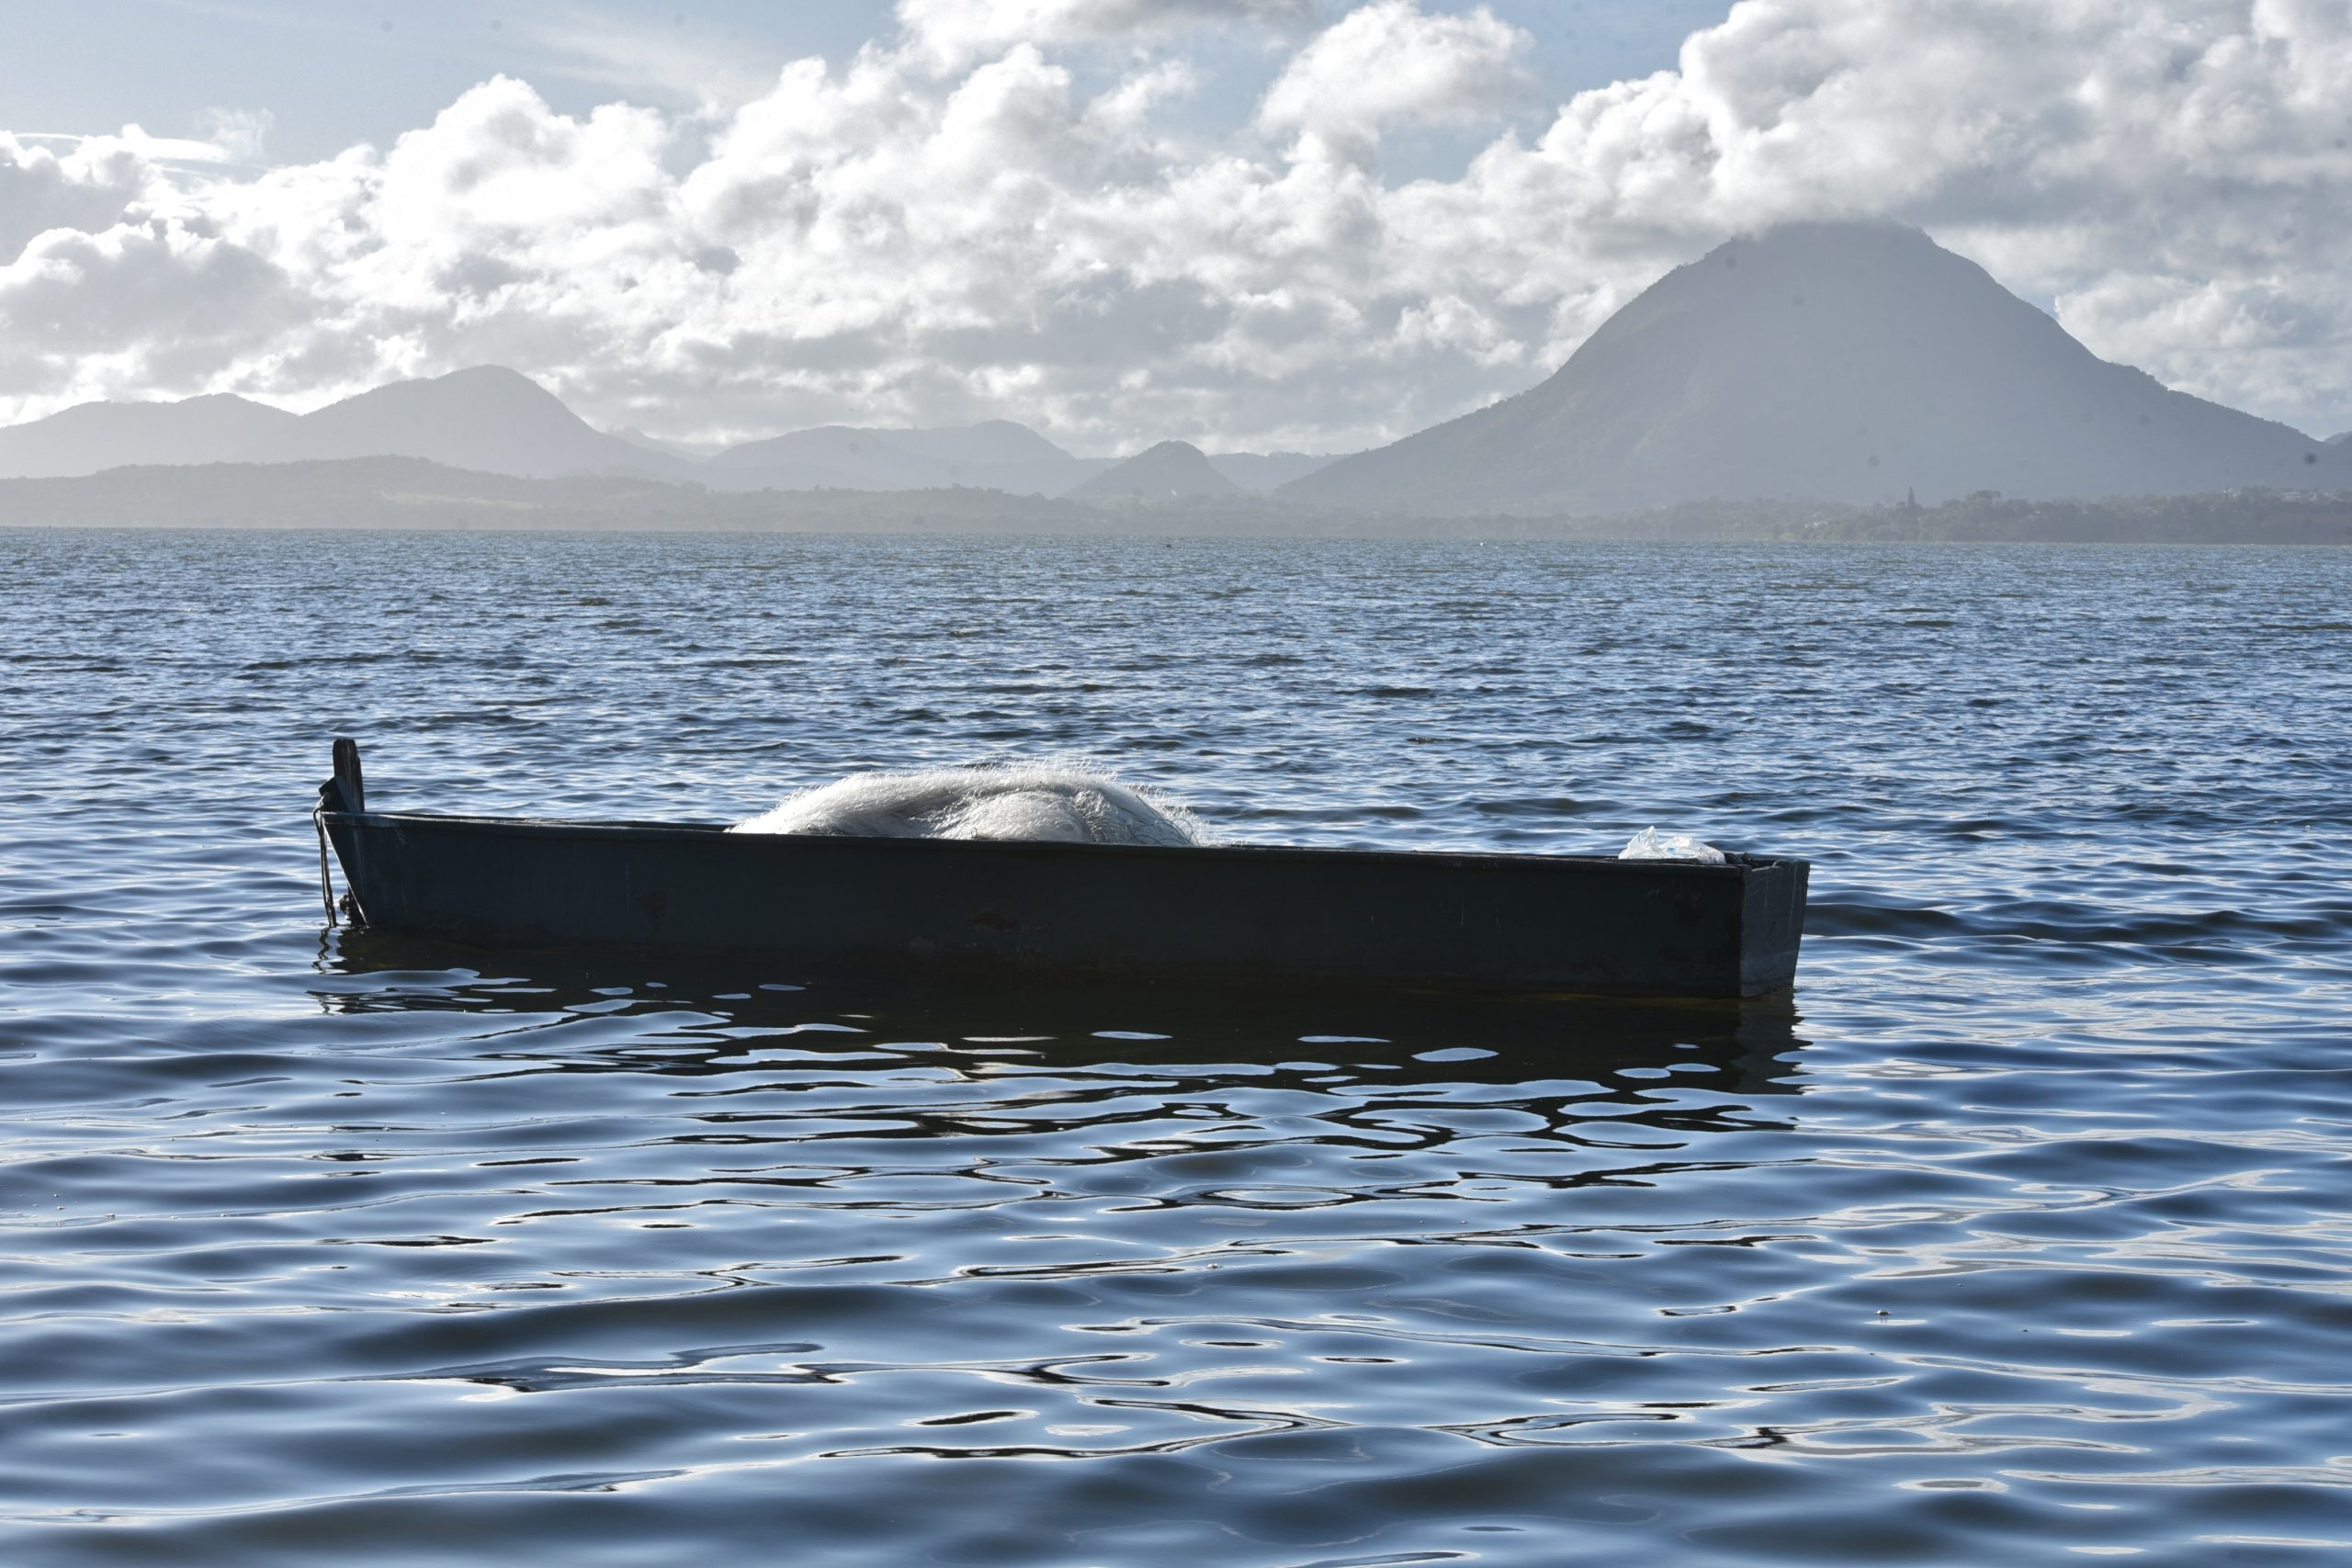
<box><xmin>1072</xmin><ymin>440</ymin><xmax>1242</xmax><ymax>501</ymax></box>
<box><xmin>2330</xmin><ymin>432</ymin><xmax>2350</xmax><ymax>446</ymax></box>
<box><xmin>707</xmin><ymin>424</ymin><xmax>954</xmax><ymax>488</ymax></box>
<box><xmin>0</xmin><ymin>393</ymin><xmax>297</xmax><ymax>479</ymax></box>
<box><xmin>0</xmin><ymin>383</ymin><xmax>1415</xmax><ymax>502</ymax></box>
<box><xmin>0</xmin><ymin>457</ymin><xmax>1110</xmax><ymax>534</ymax></box>
<box><xmin>1208</xmin><ymin>452</ymin><xmax>1336</xmax><ymax>491</ymax></box>
<box><xmin>707</xmin><ymin>419</ymin><xmax>1093</xmax><ymax>493</ymax></box>
<box><xmin>684</xmin><ymin>423</ymin><xmax>1332</xmax><ymax>497</ymax></box>
<box><xmin>8</xmin><ymin>456</ymin><xmax>2349</xmax><ymax>543</ymax></box>
<box><xmin>608</xmin><ymin>427</ymin><xmax>718</xmax><ymax>462</ymax></box>
<box><xmin>1284</xmin><ymin>221</ymin><xmax>2346</xmax><ymax>513</ymax></box>
<box><xmin>0</xmin><ymin>369</ymin><xmax>670</xmax><ymax>481</ymax></box>
<box><xmin>873</xmin><ymin>420</ymin><xmax>1072</xmax><ymax>468</ymax></box>
<box><xmin>242</xmin><ymin>366</ymin><xmax>665</xmax><ymax>479</ymax></box>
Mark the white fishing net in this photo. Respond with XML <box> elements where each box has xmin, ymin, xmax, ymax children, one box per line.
<box><xmin>730</xmin><ymin>763</ymin><xmax>1204</xmax><ymax>848</ymax></box>
<box><xmin>1619</xmin><ymin>826</ymin><xmax>1726</xmax><ymax>864</ymax></box>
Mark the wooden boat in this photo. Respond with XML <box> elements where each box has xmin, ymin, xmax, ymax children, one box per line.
<box><xmin>313</xmin><ymin>740</ymin><xmax>1810</xmax><ymax>998</ymax></box>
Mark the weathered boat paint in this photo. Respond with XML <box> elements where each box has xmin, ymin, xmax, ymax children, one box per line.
<box><xmin>316</xmin><ymin>745</ymin><xmax>1808</xmax><ymax>998</ymax></box>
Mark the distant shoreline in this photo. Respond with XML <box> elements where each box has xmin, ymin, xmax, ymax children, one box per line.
<box><xmin>3</xmin><ymin>458</ymin><xmax>2347</xmax><ymax>547</ymax></box>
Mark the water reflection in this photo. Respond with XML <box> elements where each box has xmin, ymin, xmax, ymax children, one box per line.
<box><xmin>315</xmin><ymin>928</ymin><xmax>1809</xmax><ymax>1099</ymax></box>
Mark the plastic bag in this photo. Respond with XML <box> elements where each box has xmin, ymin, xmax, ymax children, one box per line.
<box><xmin>1619</xmin><ymin>827</ymin><xmax>1726</xmax><ymax>864</ymax></box>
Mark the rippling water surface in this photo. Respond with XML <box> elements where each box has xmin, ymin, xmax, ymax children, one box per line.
<box><xmin>3</xmin><ymin>530</ymin><xmax>2349</xmax><ymax>1565</ymax></box>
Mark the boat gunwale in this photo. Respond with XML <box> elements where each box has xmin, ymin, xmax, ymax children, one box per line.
<box><xmin>322</xmin><ymin>807</ymin><xmax>1795</xmax><ymax>880</ymax></box>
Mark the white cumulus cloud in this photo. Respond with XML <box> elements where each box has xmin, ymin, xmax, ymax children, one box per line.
<box><xmin>3</xmin><ymin>0</ymin><xmax>2350</xmax><ymax>446</ymax></box>
<box><xmin>0</xmin><ymin>134</ymin><xmax>163</xmax><ymax>263</ymax></box>
<box><xmin>1259</xmin><ymin>1</ymin><xmax>1532</xmax><ymax>153</ymax></box>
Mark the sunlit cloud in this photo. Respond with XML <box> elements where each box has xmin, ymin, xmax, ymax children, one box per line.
<box><xmin>1258</xmin><ymin>1</ymin><xmax>1531</xmax><ymax>153</ymax></box>
<box><xmin>4</xmin><ymin>0</ymin><xmax>2349</xmax><ymax>446</ymax></box>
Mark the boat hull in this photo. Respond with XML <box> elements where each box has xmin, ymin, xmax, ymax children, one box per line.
<box><xmin>319</xmin><ymin>810</ymin><xmax>1808</xmax><ymax>998</ymax></box>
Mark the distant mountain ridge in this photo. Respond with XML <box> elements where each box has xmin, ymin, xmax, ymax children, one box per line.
<box><xmin>8</xmin><ymin>456</ymin><xmax>2346</xmax><ymax>546</ymax></box>
<box><xmin>703</xmin><ymin>420</ymin><xmax>1096</xmax><ymax>494</ymax></box>
<box><xmin>1284</xmin><ymin>221</ymin><xmax>2349</xmax><ymax>513</ymax></box>
<box><xmin>242</xmin><ymin>367</ymin><xmax>662</xmax><ymax>479</ymax></box>
<box><xmin>870</xmin><ymin>420</ymin><xmax>1073</xmax><ymax>468</ymax></box>
<box><xmin>609</xmin><ymin>427</ymin><xmax>717</xmax><ymax>462</ymax></box>
<box><xmin>7</xmin><ymin>241</ymin><xmax>2339</xmax><ymax>512</ymax></box>
<box><xmin>1072</xmin><ymin>440</ymin><xmax>1241</xmax><ymax>500</ymax></box>
<box><xmin>1205</xmin><ymin>451</ymin><xmax>1335</xmax><ymax>490</ymax></box>
<box><xmin>0</xmin><ymin>393</ymin><xmax>296</xmax><ymax>479</ymax></box>
<box><xmin>0</xmin><ymin>372</ymin><xmax>1326</xmax><ymax>498</ymax></box>
<box><xmin>0</xmin><ymin>367</ymin><xmax>668</xmax><ymax>483</ymax></box>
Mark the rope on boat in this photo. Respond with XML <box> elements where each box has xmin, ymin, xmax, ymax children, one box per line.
<box><xmin>312</xmin><ymin>805</ymin><xmax>338</xmax><ymax>928</ymax></box>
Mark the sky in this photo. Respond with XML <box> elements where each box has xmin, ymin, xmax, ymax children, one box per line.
<box><xmin>3</xmin><ymin>0</ymin><xmax>2348</xmax><ymax>454</ymax></box>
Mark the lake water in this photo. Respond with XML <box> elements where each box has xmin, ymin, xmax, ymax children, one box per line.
<box><xmin>3</xmin><ymin>530</ymin><xmax>2348</xmax><ymax>1566</ymax></box>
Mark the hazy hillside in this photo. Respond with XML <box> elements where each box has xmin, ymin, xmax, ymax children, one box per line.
<box><xmin>1208</xmin><ymin>452</ymin><xmax>1336</xmax><ymax>491</ymax></box>
<box><xmin>703</xmin><ymin>422</ymin><xmax>1323</xmax><ymax>495</ymax></box>
<box><xmin>6</xmin><ymin>282</ymin><xmax>2336</xmax><ymax>510</ymax></box>
<box><xmin>707</xmin><ymin>420</ymin><xmax>1113</xmax><ymax>494</ymax></box>
<box><xmin>241</xmin><ymin>366</ymin><xmax>668</xmax><ymax>479</ymax></box>
<box><xmin>0</xmin><ymin>372</ymin><xmax>676</xmax><ymax>481</ymax></box>
<box><xmin>0</xmin><ymin>379</ymin><xmax>1334</xmax><ymax>498</ymax></box>
<box><xmin>608</xmin><ymin>427</ymin><xmax>717</xmax><ymax>461</ymax></box>
<box><xmin>0</xmin><ymin>394</ymin><xmax>297</xmax><ymax>479</ymax></box>
<box><xmin>2</xmin><ymin>455</ymin><xmax>2343</xmax><ymax>543</ymax></box>
<box><xmin>870</xmin><ymin>420</ymin><xmax>1072</xmax><ymax>468</ymax></box>
<box><xmin>1286</xmin><ymin>221</ymin><xmax>2346</xmax><ymax>513</ymax></box>
<box><xmin>0</xmin><ymin>457</ymin><xmax>1103</xmax><ymax>532</ymax></box>
<box><xmin>1072</xmin><ymin>441</ymin><xmax>1241</xmax><ymax>500</ymax></box>
<box><xmin>708</xmin><ymin>425</ymin><xmax>928</xmax><ymax>486</ymax></box>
